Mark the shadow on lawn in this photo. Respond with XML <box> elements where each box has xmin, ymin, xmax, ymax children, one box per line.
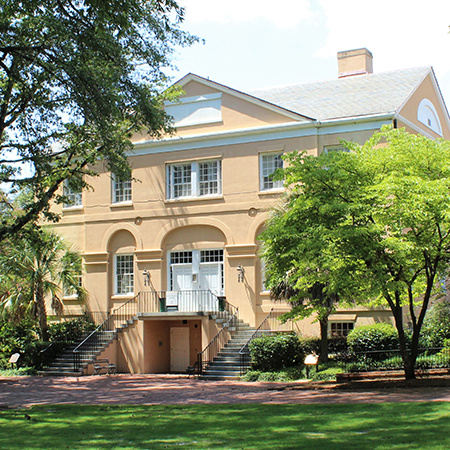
<box><xmin>0</xmin><ymin>403</ymin><xmax>449</xmax><ymax>449</ymax></box>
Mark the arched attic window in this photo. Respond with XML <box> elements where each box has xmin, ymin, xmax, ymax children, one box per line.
<box><xmin>417</xmin><ymin>98</ymin><xmax>443</xmax><ymax>136</ymax></box>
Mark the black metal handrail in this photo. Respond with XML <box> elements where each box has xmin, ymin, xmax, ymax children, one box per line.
<box><xmin>72</xmin><ymin>290</ymin><xmax>233</xmax><ymax>372</ymax></box>
<box><xmin>197</xmin><ymin>305</ymin><xmax>240</xmax><ymax>375</ymax></box>
<box><xmin>239</xmin><ymin>308</ymin><xmax>276</xmax><ymax>375</ymax></box>
<box><xmin>72</xmin><ymin>293</ymin><xmax>143</xmax><ymax>371</ymax></box>
<box><xmin>39</xmin><ymin>310</ymin><xmax>106</xmax><ymax>366</ymax></box>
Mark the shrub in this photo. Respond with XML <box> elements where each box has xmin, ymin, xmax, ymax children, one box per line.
<box><xmin>328</xmin><ymin>337</ymin><xmax>348</xmax><ymax>354</ymax></box>
<box><xmin>0</xmin><ymin>317</ymin><xmax>42</xmax><ymax>369</ymax></box>
<box><xmin>249</xmin><ymin>333</ymin><xmax>304</xmax><ymax>371</ymax></box>
<box><xmin>0</xmin><ymin>315</ymin><xmax>95</xmax><ymax>370</ymax></box>
<box><xmin>241</xmin><ymin>366</ymin><xmax>304</xmax><ymax>382</ymax></box>
<box><xmin>298</xmin><ymin>336</ymin><xmax>348</xmax><ymax>356</ymax></box>
<box><xmin>311</xmin><ymin>367</ymin><xmax>344</xmax><ymax>382</ymax></box>
<box><xmin>347</xmin><ymin>323</ymin><xmax>399</xmax><ymax>353</ymax></box>
<box><xmin>298</xmin><ymin>337</ymin><xmax>321</xmax><ymax>355</ymax></box>
<box><xmin>420</xmin><ymin>301</ymin><xmax>450</xmax><ymax>348</ymax></box>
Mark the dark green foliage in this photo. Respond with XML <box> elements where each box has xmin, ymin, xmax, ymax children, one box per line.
<box><xmin>311</xmin><ymin>367</ymin><xmax>344</xmax><ymax>382</ymax></box>
<box><xmin>0</xmin><ymin>317</ymin><xmax>41</xmax><ymax>369</ymax></box>
<box><xmin>346</xmin><ymin>351</ymin><xmax>450</xmax><ymax>373</ymax></box>
<box><xmin>299</xmin><ymin>336</ymin><xmax>347</xmax><ymax>355</ymax></box>
<box><xmin>259</xmin><ymin>127</ymin><xmax>450</xmax><ymax>379</ymax></box>
<box><xmin>241</xmin><ymin>366</ymin><xmax>304</xmax><ymax>382</ymax></box>
<box><xmin>249</xmin><ymin>333</ymin><xmax>304</xmax><ymax>371</ymax></box>
<box><xmin>0</xmin><ymin>0</ymin><xmax>197</xmax><ymax>240</ymax></box>
<box><xmin>0</xmin><ymin>227</ymin><xmax>87</xmax><ymax>341</ymax></box>
<box><xmin>420</xmin><ymin>301</ymin><xmax>450</xmax><ymax>348</ymax></box>
<box><xmin>0</xmin><ymin>316</ymin><xmax>95</xmax><ymax>370</ymax></box>
<box><xmin>347</xmin><ymin>323</ymin><xmax>399</xmax><ymax>353</ymax></box>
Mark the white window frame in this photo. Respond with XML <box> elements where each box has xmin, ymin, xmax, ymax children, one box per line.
<box><xmin>329</xmin><ymin>321</ymin><xmax>354</xmax><ymax>338</ymax></box>
<box><xmin>166</xmin><ymin>160</ymin><xmax>222</xmax><ymax>200</ymax></box>
<box><xmin>114</xmin><ymin>254</ymin><xmax>134</xmax><ymax>295</ymax></box>
<box><xmin>112</xmin><ymin>174</ymin><xmax>132</xmax><ymax>204</ymax></box>
<box><xmin>260</xmin><ymin>152</ymin><xmax>283</xmax><ymax>191</ymax></box>
<box><xmin>63</xmin><ymin>179</ymin><xmax>82</xmax><ymax>208</ymax></box>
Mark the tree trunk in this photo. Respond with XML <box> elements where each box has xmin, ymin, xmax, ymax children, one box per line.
<box><xmin>35</xmin><ymin>283</ymin><xmax>49</xmax><ymax>341</ymax></box>
<box><xmin>319</xmin><ymin>318</ymin><xmax>328</xmax><ymax>363</ymax></box>
<box><xmin>403</xmin><ymin>354</ymin><xmax>416</xmax><ymax>380</ymax></box>
<box><xmin>389</xmin><ymin>299</ymin><xmax>416</xmax><ymax>380</ymax></box>
<box><xmin>401</xmin><ymin>326</ymin><xmax>421</xmax><ymax>380</ymax></box>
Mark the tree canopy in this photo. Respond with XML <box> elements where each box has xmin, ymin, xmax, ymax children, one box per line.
<box><xmin>260</xmin><ymin>126</ymin><xmax>450</xmax><ymax>379</ymax></box>
<box><xmin>0</xmin><ymin>0</ymin><xmax>196</xmax><ymax>240</ymax></box>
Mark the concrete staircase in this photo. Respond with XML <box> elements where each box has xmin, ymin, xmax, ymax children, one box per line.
<box><xmin>200</xmin><ymin>321</ymin><xmax>255</xmax><ymax>380</ymax></box>
<box><xmin>40</xmin><ymin>331</ymin><xmax>117</xmax><ymax>376</ymax></box>
<box><xmin>41</xmin><ymin>311</ymin><xmax>257</xmax><ymax>379</ymax></box>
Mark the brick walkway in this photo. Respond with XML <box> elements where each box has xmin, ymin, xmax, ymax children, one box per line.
<box><xmin>1</xmin><ymin>374</ymin><xmax>450</xmax><ymax>408</ymax></box>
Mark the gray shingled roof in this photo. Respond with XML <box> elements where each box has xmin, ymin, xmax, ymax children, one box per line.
<box><xmin>250</xmin><ymin>67</ymin><xmax>431</xmax><ymax>121</ymax></box>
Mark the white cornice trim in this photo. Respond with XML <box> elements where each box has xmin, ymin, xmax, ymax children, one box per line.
<box><xmin>130</xmin><ymin>114</ymin><xmax>394</xmax><ymax>156</ymax></box>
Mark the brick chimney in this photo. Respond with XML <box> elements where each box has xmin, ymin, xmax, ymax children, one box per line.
<box><xmin>338</xmin><ymin>48</ymin><xmax>373</xmax><ymax>78</ymax></box>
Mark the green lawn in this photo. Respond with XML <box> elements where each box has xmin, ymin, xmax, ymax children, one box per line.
<box><xmin>1</xmin><ymin>402</ymin><xmax>449</xmax><ymax>449</ymax></box>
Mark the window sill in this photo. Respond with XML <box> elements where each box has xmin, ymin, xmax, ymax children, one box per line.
<box><xmin>165</xmin><ymin>195</ymin><xmax>224</xmax><ymax>204</ymax></box>
<box><xmin>62</xmin><ymin>206</ymin><xmax>84</xmax><ymax>212</ymax></box>
<box><xmin>258</xmin><ymin>189</ymin><xmax>284</xmax><ymax>197</ymax></box>
<box><xmin>111</xmin><ymin>294</ymin><xmax>135</xmax><ymax>300</ymax></box>
<box><xmin>110</xmin><ymin>201</ymin><xmax>133</xmax><ymax>209</ymax></box>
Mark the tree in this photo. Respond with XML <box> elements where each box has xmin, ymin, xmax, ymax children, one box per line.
<box><xmin>261</xmin><ymin>126</ymin><xmax>450</xmax><ymax>379</ymax></box>
<box><xmin>260</xmin><ymin>196</ymin><xmax>340</xmax><ymax>363</ymax></box>
<box><xmin>0</xmin><ymin>227</ymin><xmax>86</xmax><ymax>341</ymax></box>
<box><xmin>0</xmin><ymin>0</ymin><xmax>196</xmax><ymax>241</ymax></box>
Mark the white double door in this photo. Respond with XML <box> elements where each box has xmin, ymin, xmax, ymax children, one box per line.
<box><xmin>170</xmin><ymin>250</ymin><xmax>223</xmax><ymax>310</ymax></box>
<box><xmin>172</xmin><ymin>263</ymin><xmax>221</xmax><ymax>293</ymax></box>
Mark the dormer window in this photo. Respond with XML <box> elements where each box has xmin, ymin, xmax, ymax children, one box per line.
<box><xmin>417</xmin><ymin>98</ymin><xmax>443</xmax><ymax>136</ymax></box>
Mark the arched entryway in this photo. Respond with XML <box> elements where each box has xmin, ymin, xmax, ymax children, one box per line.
<box><xmin>162</xmin><ymin>225</ymin><xmax>227</xmax><ymax>299</ymax></box>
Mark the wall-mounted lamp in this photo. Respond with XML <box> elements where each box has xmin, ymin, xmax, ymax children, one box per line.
<box><xmin>237</xmin><ymin>265</ymin><xmax>245</xmax><ymax>283</ymax></box>
<box><xmin>143</xmin><ymin>270</ymin><xmax>150</xmax><ymax>286</ymax></box>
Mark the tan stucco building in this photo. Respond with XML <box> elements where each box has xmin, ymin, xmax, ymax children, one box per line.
<box><xmin>48</xmin><ymin>49</ymin><xmax>450</xmax><ymax>374</ymax></box>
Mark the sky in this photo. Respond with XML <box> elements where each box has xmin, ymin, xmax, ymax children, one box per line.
<box><xmin>171</xmin><ymin>0</ymin><xmax>450</xmax><ymax>106</ymax></box>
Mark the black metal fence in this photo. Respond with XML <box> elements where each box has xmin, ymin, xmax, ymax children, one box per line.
<box><xmin>341</xmin><ymin>347</ymin><xmax>450</xmax><ymax>373</ymax></box>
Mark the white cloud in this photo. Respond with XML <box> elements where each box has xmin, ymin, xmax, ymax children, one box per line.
<box><xmin>180</xmin><ymin>0</ymin><xmax>315</xmax><ymax>29</ymax></box>
<box><xmin>316</xmin><ymin>0</ymin><xmax>450</xmax><ymax>77</ymax></box>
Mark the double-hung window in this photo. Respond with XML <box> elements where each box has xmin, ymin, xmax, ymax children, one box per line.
<box><xmin>330</xmin><ymin>322</ymin><xmax>354</xmax><ymax>337</ymax></box>
<box><xmin>112</xmin><ymin>174</ymin><xmax>132</xmax><ymax>204</ymax></box>
<box><xmin>63</xmin><ymin>178</ymin><xmax>82</xmax><ymax>208</ymax></box>
<box><xmin>260</xmin><ymin>153</ymin><xmax>283</xmax><ymax>191</ymax></box>
<box><xmin>167</xmin><ymin>159</ymin><xmax>221</xmax><ymax>200</ymax></box>
<box><xmin>115</xmin><ymin>254</ymin><xmax>134</xmax><ymax>295</ymax></box>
